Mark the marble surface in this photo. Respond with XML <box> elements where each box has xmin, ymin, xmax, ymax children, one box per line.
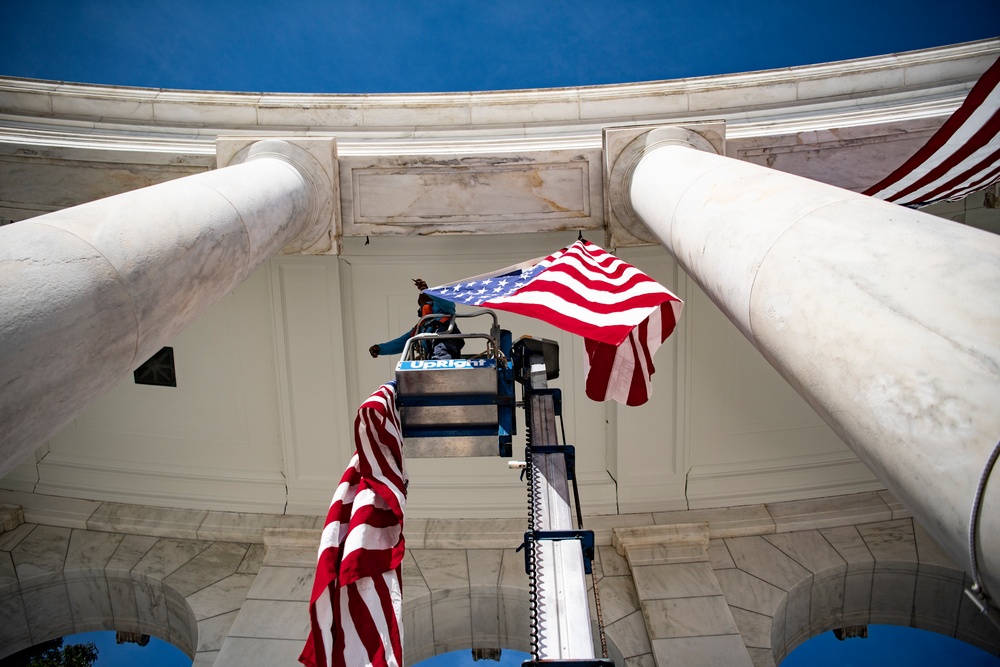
<box><xmin>629</xmin><ymin>135</ymin><xmax>1000</xmax><ymax>599</ymax></box>
<box><xmin>714</xmin><ymin>568</ymin><xmax>786</xmax><ymax>618</ymax></box>
<box><xmin>418</xmin><ymin>518</ymin><xmax>526</xmax><ymax>550</ymax></box>
<box><xmin>808</xmin><ymin>571</ymin><xmax>846</xmax><ymax>630</ymax></box>
<box><xmin>605</xmin><ymin>610</ymin><xmax>652</xmax><ymax>659</ymax></box>
<box><xmin>651</xmin><ymin>634</ymin><xmax>754</xmax><ymax>667</ymax></box>
<box><xmin>817</xmin><ymin>525</ymin><xmax>874</xmax><ymax>570</ymax></box>
<box><xmin>0</xmin><ymin>499</ymin><xmax>991</xmax><ymax>666</ymax></box>
<box><xmin>132</xmin><ymin>538</ymin><xmax>212</xmax><ymax>580</ymax></box>
<box><xmin>762</xmin><ymin>530</ymin><xmax>845</xmax><ymax>575</ymax></box>
<box><xmin>88</xmin><ymin>503</ymin><xmax>210</xmax><ymax>540</ymax></box>
<box><xmin>105</xmin><ymin>534</ymin><xmax>160</xmax><ymax>574</ymax></box>
<box><xmin>0</xmin><ymin>490</ymin><xmax>100</xmax><ymax>529</ymax></box>
<box><xmin>185</xmin><ymin>573</ymin><xmax>256</xmax><ymax>621</ymax></box>
<box><xmin>643</xmin><ymin>595</ymin><xmax>739</xmax><ymax>639</ymax></box>
<box><xmin>613</xmin><ymin>523</ymin><xmax>710</xmax><ymax>566</ymax></box>
<box><xmin>0</xmin><ymin>504</ymin><xmax>23</xmax><ymax>531</ymax></box>
<box><xmin>708</xmin><ymin>539</ymin><xmax>736</xmax><ymax>570</ymax></box>
<box><xmin>163</xmin><ymin>542</ymin><xmax>250</xmax><ymax>598</ymax></box>
<box><xmin>214</xmin><ymin>636</ymin><xmax>304</xmax><ymax>667</ymax></box>
<box><xmin>0</xmin><ymin>592</ymin><xmax>31</xmax><ymax>656</ymax></box>
<box><xmin>729</xmin><ymin>606</ymin><xmax>773</xmax><ymax>649</ymax></box>
<box><xmin>65</xmin><ymin>573</ymin><xmax>114</xmax><ymax>632</ymax></box>
<box><xmin>652</xmin><ymin>505</ymin><xmax>775</xmax><ymax>538</ymax></box>
<box><xmin>724</xmin><ymin>536</ymin><xmax>812</xmax><ymax>592</ymax></box>
<box><xmin>466</xmin><ymin>548</ymin><xmax>503</xmax><ymax>594</ymax></box>
<box><xmin>0</xmin><ymin>550</ymin><xmax>17</xmax><ymax>588</ymax></box>
<box><xmin>226</xmin><ymin>599</ymin><xmax>310</xmax><ymax>641</ymax></box>
<box><xmin>21</xmin><ymin>579</ymin><xmax>74</xmax><ymax>641</ymax></box>
<box><xmin>237</xmin><ymin>544</ymin><xmax>265</xmax><ymax>574</ymax></box>
<box><xmin>410</xmin><ymin>549</ymin><xmax>470</xmax><ymax>593</ymax></box>
<box><xmin>65</xmin><ymin>529</ymin><xmax>124</xmax><ymax>571</ymax></box>
<box><xmin>196</xmin><ymin>609</ymin><xmax>239</xmax><ymax>652</ymax></box>
<box><xmin>0</xmin><ymin>522</ymin><xmax>35</xmax><ymax>552</ymax></box>
<box><xmin>912</xmin><ymin>570</ymin><xmax>963</xmax><ymax>636</ymax></box>
<box><xmin>623</xmin><ymin>653</ymin><xmax>656</xmax><ymax>667</ymax></box>
<box><xmin>632</xmin><ymin>562</ymin><xmax>722</xmax><ymax>600</ymax></box>
<box><xmin>589</xmin><ymin>574</ymin><xmax>641</xmax><ymax>627</ymax></box>
<box><xmin>244</xmin><ymin>565</ymin><xmax>313</xmax><ymax>602</ymax></box>
<box><xmin>856</xmin><ymin>518</ymin><xmax>918</xmax><ymax>564</ymax></box>
<box><xmin>340</xmin><ymin>149</ymin><xmax>603</xmax><ymax>239</ymax></box>
<box><xmin>12</xmin><ymin>525</ymin><xmax>71</xmax><ymax>581</ymax></box>
<box><xmin>765</xmin><ymin>492</ymin><xmax>893</xmax><ymax>533</ymax></box>
<box><xmin>108</xmin><ymin>574</ymin><xmax>140</xmax><ymax>628</ymax></box>
<box><xmin>598</xmin><ymin>545</ymin><xmax>631</xmax><ymax>577</ymax></box>
<box><xmin>196</xmin><ymin>511</ymin><xmax>322</xmax><ymax>543</ymax></box>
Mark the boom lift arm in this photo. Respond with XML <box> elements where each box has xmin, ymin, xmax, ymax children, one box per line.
<box><xmin>394</xmin><ymin>314</ymin><xmax>612</xmax><ymax>665</ymax></box>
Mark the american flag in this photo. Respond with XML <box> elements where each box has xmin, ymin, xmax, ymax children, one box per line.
<box><xmin>425</xmin><ymin>240</ymin><xmax>683</xmax><ymax>406</ymax></box>
<box><xmin>864</xmin><ymin>55</ymin><xmax>1000</xmax><ymax>207</ymax></box>
<box><xmin>300</xmin><ymin>382</ymin><xmax>407</xmax><ymax>667</ymax></box>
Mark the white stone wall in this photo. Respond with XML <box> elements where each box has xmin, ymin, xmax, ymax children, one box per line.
<box><xmin>2</xmin><ymin>232</ymin><xmax>881</xmax><ymax>518</ymax></box>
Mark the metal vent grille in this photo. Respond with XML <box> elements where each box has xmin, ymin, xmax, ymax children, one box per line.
<box><xmin>133</xmin><ymin>347</ymin><xmax>176</xmax><ymax>387</ymax></box>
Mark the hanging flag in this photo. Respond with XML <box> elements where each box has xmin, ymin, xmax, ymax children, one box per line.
<box><xmin>864</xmin><ymin>55</ymin><xmax>1000</xmax><ymax>207</ymax></box>
<box><xmin>424</xmin><ymin>239</ymin><xmax>683</xmax><ymax>406</ymax></box>
<box><xmin>300</xmin><ymin>382</ymin><xmax>407</xmax><ymax>667</ymax></box>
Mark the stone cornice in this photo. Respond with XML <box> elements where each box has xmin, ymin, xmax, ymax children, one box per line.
<box><xmin>0</xmin><ymin>39</ymin><xmax>995</xmax><ymax>154</ymax></box>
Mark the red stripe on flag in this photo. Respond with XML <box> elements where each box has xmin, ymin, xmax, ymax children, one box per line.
<box><xmin>885</xmin><ymin>110</ymin><xmax>1000</xmax><ymax>203</ymax></box>
<box><xmin>300</xmin><ymin>382</ymin><xmax>406</xmax><ymax>667</ymax></box>
<box><xmin>864</xmin><ymin>56</ymin><xmax>1000</xmax><ymax>207</ymax></box>
<box><xmin>915</xmin><ymin>144</ymin><xmax>1000</xmax><ymax>204</ymax></box>
<box><xmin>431</xmin><ymin>240</ymin><xmax>683</xmax><ymax>405</ymax></box>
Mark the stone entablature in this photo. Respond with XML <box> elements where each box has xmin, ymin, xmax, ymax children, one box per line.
<box><xmin>1</xmin><ymin>40</ymin><xmax>995</xmax><ymax>136</ymax></box>
<box><xmin>2</xmin><ymin>40</ymin><xmax>997</xmax><ymax>238</ymax></box>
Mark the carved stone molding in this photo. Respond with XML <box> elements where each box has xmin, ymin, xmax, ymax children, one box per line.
<box><xmin>603</xmin><ymin>123</ymin><xmax>725</xmax><ymax>247</ymax></box>
<box><xmin>612</xmin><ymin>521</ymin><xmax>711</xmax><ymax>566</ymax></box>
<box><xmin>217</xmin><ymin>137</ymin><xmax>340</xmax><ymax>255</ymax></box>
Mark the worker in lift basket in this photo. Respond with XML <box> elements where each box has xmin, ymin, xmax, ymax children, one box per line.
<box><xmin>369</xmin><ymin>279</ymin><xmax>464</xmax><ymax>360</ymax></box>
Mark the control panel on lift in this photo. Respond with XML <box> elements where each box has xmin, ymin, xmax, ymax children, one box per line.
<box><xmin>394</xmin><ymin>310</ymin><xmax>516</xmax><ymax>457</ymax></box>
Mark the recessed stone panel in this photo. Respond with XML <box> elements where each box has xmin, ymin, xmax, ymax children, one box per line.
<box><xmin>340</xmin><ymin>150</ymin><xmax>603</xmax><ymax>236</ymax></box>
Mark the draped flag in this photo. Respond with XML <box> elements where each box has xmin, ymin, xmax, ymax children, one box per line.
<box><xmin>424</xmin><ymin>239</ymin><xmax>683</xmax><ymax>406</ymax></box>
<box><xmin>864</xmin><ymin>55</ymin><xmax>1000</xmax><ymax>207</ymax></box>
<box><xmin>300</xmin><ymin>382</ymin><xmax>407</xmax><ymax>667</ymax></box>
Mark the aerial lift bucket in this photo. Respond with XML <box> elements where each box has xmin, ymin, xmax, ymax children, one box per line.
<box><xmin>395</xmin><ymin>310</ymin><xmax>515</xmax><ymax>457</ymax></box>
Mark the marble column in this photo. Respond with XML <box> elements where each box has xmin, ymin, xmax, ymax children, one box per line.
<box><xmin>617</xmin><ymin>127</ymin><xmax>1000</xmax><ymax>601</ymax></box>
<box><xmin>0</xmin><ymin>140</ymin><xmax>335</xmax><ymax>476</ymax></box>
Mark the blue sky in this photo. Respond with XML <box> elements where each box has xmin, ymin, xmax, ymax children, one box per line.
<box><xmin>2</xmin><ymin>1</ymin><xmax>999</xmax><ymax>93</ymax></box>
<box><xmin>4</xmin><ymin>3</ymin><xmax>999</xmax><ymax>666</ymax></box>
<box><xmin>63</xmin><ymin>631</ymin><xmax>190</xmax><ymax>666</ymax></box>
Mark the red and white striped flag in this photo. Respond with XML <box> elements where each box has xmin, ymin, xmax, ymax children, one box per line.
<box><xmin>425</xmin><ymin>239</ymin><xmax>683</xmax><ymax>406</ymax></box>
<box><xmin>864</xmin><ymin>55</ymin><xmax>1000</xmax><ymax>207</ymax></box>
<box><xmin>300</xmin><ymin>382</ymin><xmax>407</xmax><ymax>667</ymax></box>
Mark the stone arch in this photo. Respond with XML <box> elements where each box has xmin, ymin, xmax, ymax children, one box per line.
<box><xmin>0</xmin><ymin>567</ymin><xmax>197</xmax><ymax>659</ymax></box>
<box><xmin>706</xmin><ymin>517</ymin><xmax>1000</xmax><ymax>666</ymax></box>
<box><xmin>403</xmin><ymin>548</ymin><xmax>531</xmax><ymax>665</ymax></box>
<box><xmin>608</xmin><ymin>497</ymin><xmax>1000</xmax><ymax>666</ymax></box>
<box><xmin>771</xmin><ymin>558</ymin><xmax>1000</xmax><ymax>664</ymax></box>
<box><xmin>0</xmin><ymin>520</ymin><xmax>262</xmax><ymax>665</ymax></box>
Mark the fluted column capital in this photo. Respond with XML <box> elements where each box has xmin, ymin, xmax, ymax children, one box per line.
<box><xmin>218</xmin><ymin>137</ymin><xmax>340</xmax><ymax>255</ymax></box>
<box><xmin>603</xmin><ymin>123</ymin><xmax>724</xmax><ymax>246</ymax></box>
